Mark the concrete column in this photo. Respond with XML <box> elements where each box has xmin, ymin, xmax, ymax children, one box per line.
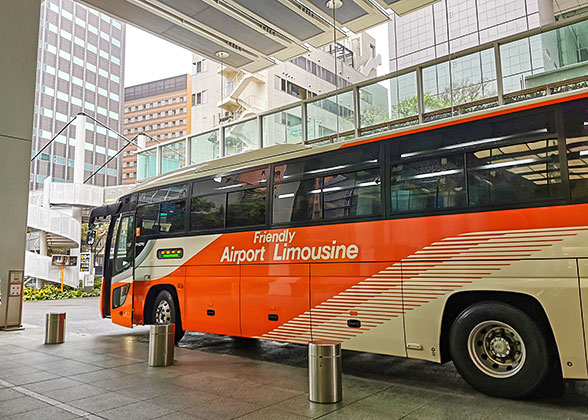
<box><xmin>0</xmin><ymin>0</ymin><xmax>42</xmax><ymax>328</ymax></box>
<box><xmin>137</xmin><ymin>134</ymin><xmax>148</xmax><ymax>150</ymax></box>
<box><xmin>42</xmin><ymin>177</ymin><xmax>51</xmax><ymax>208</ymax></box>
<box><xmin>156</xmin><ymin>145</ymin><xmax>162</xmax><ymax>176</ymax></box>
<box><xmin>74</xmin><ymin>113</ymin><xmax>87</xmax><ymax>184</ymax></box>
<box><xmin>70</xmin><ymin>207</ymin><xmax>82</xmax><ymax>288</ymax></box>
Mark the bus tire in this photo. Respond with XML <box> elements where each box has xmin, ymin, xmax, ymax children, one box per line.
<box><xmin>151</xmin><ymin>290</ymin><xmax>185</xmax><ymax>344</ymax></box>
<box><xmin>449</xmin><ymin>301</ymin><xmax>550</xmax><ymax>398</ymax></box>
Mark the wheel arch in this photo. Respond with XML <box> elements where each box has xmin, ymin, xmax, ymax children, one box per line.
<box><xmin>439</xmin><ymin>291</ymin><xmax>559</xmax><ymax>367</ymax></box>
<box><xmin>144</xmin><ymin>284</ymin><xmax>182</xmax><ymax>326</ymax></box>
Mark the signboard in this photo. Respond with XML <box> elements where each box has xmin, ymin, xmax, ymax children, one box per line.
<box><xmin>2</xmin><ymin>270</ymin><xmax>24</xmax><ymax>329</ymax></box>
<box><xmin>80</xmin><ymin>252</ymin><xmax>91</xmax><ymax>272</ymax></box>
<box><xmin>83</xmin><ymin>274</ymin><xmax>94</xmax><ymax>288</ymax></box>
<box><xmin>51</xmin><ymin>255</ymin><xmax>78</xmax><ymax>266</ymax></box>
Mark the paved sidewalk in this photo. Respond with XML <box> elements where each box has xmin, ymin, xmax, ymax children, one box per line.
<box><xmin>1</xmin><ymin>323</ymin><xmax>588</xmax><ymax>419</ymax></box>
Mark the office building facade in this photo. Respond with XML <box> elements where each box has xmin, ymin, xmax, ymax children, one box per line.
<box><xmin>121</xmin><ymin>74</ymin><xmax>192</xmax><ymax>184</ymax></box>
<box><xmin>386</xmin><ymin>0</ymin><xmax>588</xmax><ymax>112</ymax></box>
<box><xmin>31</xmin><ymin>0</ymin><xmax>125</xmax><ymax>190</ymax></box>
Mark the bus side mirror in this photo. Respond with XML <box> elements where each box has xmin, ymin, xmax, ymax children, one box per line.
<box><xmin>87</xmin><ymin>229</ymin><xmax>96</xmax><ymax>246</ymax></box>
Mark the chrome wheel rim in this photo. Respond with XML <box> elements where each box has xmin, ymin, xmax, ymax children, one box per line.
<box><xmin>154</xmin><ymin>300</ymin><xmax>171</xmax><ymax>324</ymax></box>
<box><xmin>467</xmin><ymin>320</ymin><xmax>526</xmax><ymax>378</ymax></box>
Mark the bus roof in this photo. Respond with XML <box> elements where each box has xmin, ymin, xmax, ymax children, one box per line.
<box><xmin>129</xmin><ymin>142</ymin><xmax>336</xmax><ymax>195</ymax></box>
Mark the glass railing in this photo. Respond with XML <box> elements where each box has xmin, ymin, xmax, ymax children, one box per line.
<box><xmin>189</xmin><ymin>130</ymin><xmax>219</xmax><ymax>165</ymax></box>
<box><xmin>224</xmin><ymin>118</ymin><xmax>258</xmax><ymax>156</ymax></box>
<box><xmin>137</xmin><ymin>15</ymin><xmax>588</xmax><ymax>181</ymax></box>
<box><xmin>262</xmin><ymin>105</ymin><xmax>303</xmax><ymax>146</ymax></box>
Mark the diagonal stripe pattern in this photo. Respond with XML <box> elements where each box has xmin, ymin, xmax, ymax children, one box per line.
<box><xmin>258</xmin><ymin>227</ymin><xmax>587</xmax><ymax>345</ymax></box>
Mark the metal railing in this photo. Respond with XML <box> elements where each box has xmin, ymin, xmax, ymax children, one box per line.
<box><xmin>137</xmin><ymin>14</ymin><xmax>588</xmax><ymax>181</ymax></box>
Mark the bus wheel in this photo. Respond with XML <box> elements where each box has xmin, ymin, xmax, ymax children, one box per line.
<box><xmin>449</xmin><ymin>301</ymin><xmax>550</xmax><ymax>398</ymax></box>
<box><xmin>151</xmin><ymin>290</ymin><xmax>185</xmax><ymax>344</ymax></box>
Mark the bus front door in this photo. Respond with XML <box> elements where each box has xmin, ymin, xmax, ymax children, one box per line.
<box><xmin>110</xmin><ymin>213</ymin><xmax>135</xmax><ymax>328</ymax></box>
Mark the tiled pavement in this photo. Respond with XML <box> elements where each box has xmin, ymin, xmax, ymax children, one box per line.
<box><xmin>1</xmin><ymin>325</ymin><xmax>588</xmax><ymax>419</ymax></box>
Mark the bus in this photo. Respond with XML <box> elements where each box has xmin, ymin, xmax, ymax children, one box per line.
<box><xmin>89</xmin><ymin>90</ymin><xmax>588</xmax><ymax>398</ymax></box>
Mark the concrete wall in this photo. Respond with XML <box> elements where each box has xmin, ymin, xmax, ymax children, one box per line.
<box><xmin>0</xmin><ymin>0</ymin><xmax>42</xmax><ymax>326</ymax></box>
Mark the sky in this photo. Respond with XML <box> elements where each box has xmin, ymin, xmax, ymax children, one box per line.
<box><xmin>124</xmin><ymin>22</ymin><xmax>390</xmax><ymax>88</ymax></box>
<box><xmin>124</xmin><ymin>25</ymin><xmax>193</xmax><ymax>87</ymax></box>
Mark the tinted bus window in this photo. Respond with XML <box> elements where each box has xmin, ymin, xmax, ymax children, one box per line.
<box><xmin>397</xmin><ymin>110</ymin><xmax>556</xmax><ymax>159</ymax></box>
<box><xmin>159</xmin><ymin>201</ymin><xmax>186</xmax><ymax>234</ymax></box>
<box><xmin>324</xmin><ymin>169</ymin><xmax>381</xmax><ymax>219</ymax></box>
<box><xmin>467</xmin><ymin>139</ymin><xmax>561</xmax><ymax>206</ymax></box>
<box><xmin>136</xmin><ymin>204</ymin><xmax>159</xmax><ymax>236</ymax></box>
<box><xmin>192</xmin><ymin>168</ymin><xmax>268</xmax><ymax>195</ymax></box>
<box><xmin>567</xmin><ymin>138</ymin><xmax>588</xmax><ymax>202</ymax></box>
<box><xmin>274</xmin><ymin>145</ymin><xmax>379</xmax><ymax>182</ymax></box>
<box><xmin>138</xmin><ymin>184</ymin><xmax>187</xmax><ymax>204</ymax></box>
<box><xmin>273</xmin><ymin>178</ymin><xmax>322</xmax><ymax>224</ymax></box>
<box><xmin>563</xmin><ymin>99</ymin><xmax>588</xmax><ymax>203</ymax></box>
<box><xmin>390</xmin><ymin>155</ymin><xmax>465</xmax><ymax>213</ymax></box>
<box><xmin>227</xmin><ymin>188</ymin><xmax>266</xmax><ymax>228</ymax></box>
<box><xmin>190</xmin><ymin>194</ymin><xmax>225</xmax><ymax>230</ymax></box>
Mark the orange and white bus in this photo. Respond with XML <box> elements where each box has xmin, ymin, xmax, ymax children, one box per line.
<box><xmin>90</xmin><ymin>90</ymin><xmax>588</xmax><ymax>398</ymax></box>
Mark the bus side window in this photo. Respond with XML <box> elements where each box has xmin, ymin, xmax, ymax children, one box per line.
<box><xmin>159</xmin><ymin>200</ymin><xmax>186</xmax><ymax>234</ymax></box>
<box><xmin>190</xmin><ymin>194</ymin><xmax>225</xmax><ymax>231</ymax></box>
<box><xmin>466</xmin><ymin>139</ymin><xmax>561</xmax><ymax>206</ymax></box>
<box><xmin>390</xmin><ymin>155</ymin><xmax>466</xmax><ymax>213</ymax></box>
<box><xmin>324</xmin><ymin>169</ymin><xmax>382</xmax><ymax>219</ymax></box>
<box><xmin>136</xmin><ymin>204</ymin><xmax>159</xmax><ymax>236</ymax></box>
<box><xmin>227</xmin><ymin>188</ymin><xmax>266</xmax><ymax>228</ymax></box>
<box><xmin>273</xmin><ymin>178</ymin><xmax>321</xmax><ymax>224</ymax></box>
<box><xmin>563</xmin><ymin>100</ymin><xmax>588</xmax><ymax>203</ymax></box>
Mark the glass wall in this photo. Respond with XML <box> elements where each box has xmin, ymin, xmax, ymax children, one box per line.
<box><xmin>263</xmin><ymin>106</ymin><xmax>303</xmax><ymax>146</ymax></box>
<box><xmin>137</xmin><ymin>149</ymin><xmax>157</xmax><ymax>179</ymax></box>
<box><xmin>161</xmin><ymin>140</ymin><xmax>185</xmax><ymax>174</ymax></box>
<box><xmin>190</xmin><ymin>130</ymin><xmax>219</xmax><ymax>164</ymax></box>
<box><xmin>224</xmin><ymin>118</ymin><xmax>258</xmax><ymax>156</ymax></box>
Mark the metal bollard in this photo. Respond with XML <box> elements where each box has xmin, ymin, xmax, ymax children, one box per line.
<box><xmin>308</xmin><ymin>340</ymin><xmax>342</xmax><ymax>403</ymax></box>
<box><xmin>148</xmin><ymin>324</ymin><xmax>175</xmax><ymax>367</ymax></box>
<box><xmin>44</xmin><ymin>313</ymin><xmax>66</xmax><ymax>344</ymax></box>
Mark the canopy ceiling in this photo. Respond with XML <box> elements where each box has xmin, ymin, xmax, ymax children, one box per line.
<box><xmin>80</xmin><ymin>0</ymin><xmax>440</xmax><ymax>72</ymax></box>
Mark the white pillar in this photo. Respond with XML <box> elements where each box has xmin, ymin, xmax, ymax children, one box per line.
<box><xmin>156</xmin><ymin>145</ymin><xmax>162</xmax><ymax>176</ymax></box>
<box><xmin>0</xmin><ymin>0</ymin><xmax>42</xmax><ymax>328</ymax></box>
<box><xmin>137</xmin><ymin>134</ymin><xmax>147</xmax><ymax>150</ymax></box>
<box><xmin>42</xmin><ymin>176</ymin><xmax>51</xmax><ymax>208</ymax></box>
<box><xmin>74</xmin><ymin>113</ymin><xmax>87</xmax><ymax>184</ymax></box>
<box><xmin>71</xmin><ymin>207</ymin><xmax>82</xmax><ymax>288</ymax></box>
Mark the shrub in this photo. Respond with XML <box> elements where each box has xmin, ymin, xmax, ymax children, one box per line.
<box><xmin>24</xmin><ymin>279</ymin><xmax>102</xmax><ymax>301</ymax></box>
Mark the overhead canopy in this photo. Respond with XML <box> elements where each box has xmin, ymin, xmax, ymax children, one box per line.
<box><xmin>79</xmin><ymin>0</ymin><xmax>440</xmax><ymax>72</ymax></box>
<box><xmin>375</xmin><ymin>0</ymin><xmax>441</xmax><ymax>16</ymax></box>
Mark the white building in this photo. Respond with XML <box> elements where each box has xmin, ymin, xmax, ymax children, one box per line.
<box><xmin>190</xmin><ymin>32</ymin><xmax>382</xmax><ymax>135</ymax></box>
